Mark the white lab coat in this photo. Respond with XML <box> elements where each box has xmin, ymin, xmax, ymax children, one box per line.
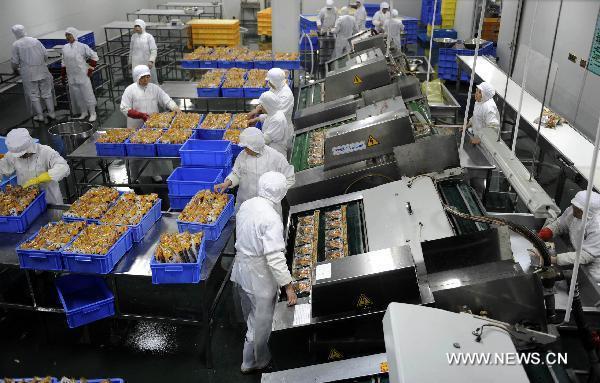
<box><xmin>259</xmin><ymin>84</ymin><xmax>295</xmax><ymax>137</ymax></box>
<box><xmin>355</xmin><ymin>5</ymin><xmax>367</xmax><ymax>30</ymax></box>
<box><xmin>226</xmin><ymin>146</ymin><xmax>295</xmax><ymax>214</ymax></box>
<box><xmin>119</xmin><ymin>82</ymin><xmax>177</xmax><ymax>128</ymax></box>
<box><xmin>333</xmin><ymin>15</ymin><xmax>358</xmax><ymax>58</ymax></box>
<box><xmin>62</xmin><ymin>41</ymin><xmax>98</xmax><ymax>113</ymax></box>
<box><xmin>0</xmin><ymin>143</ymin><xmax>69</xmax><ymax>205</ymax></box>
<box><xmin>386</xmin><ymin>18</ymin><xmax>404</xmax><ymax>51</ymax></box>
<box><xmin>12</xmin><ymin>36</ymin><xmax>54</xmax><ymax>116</ymax></box>
<box><xmin>372</xmin><ymin>10</ymin><xmax>391</xmax><ymax>32</ymax></box>
<box><xmin>470</xmin><ymin>98</ymin><xmax>500</xmax><ymax>137</ymax></box>
<box><xmin>231</xmin><ymin>196</ymin><xmax>293</xmax><ymax>370</ymax></box>
<box><xmin>317</xmin><ymin>7</ymin><xmax>338</xmax><ymax>32</ymax></box>
<box><xmin>263</xmin><ymin>111</ymin><xmax>291</xmax><ymax>157</ymax></box>
<box><xmin>129</xmin><ymin>29</ymin><xmax>158</xmax><ymax>83</ymax></box>
<box><xmin>547</xmin><ymin>206</ymin><xmax>600</xmax><ymax>280</ymax></box>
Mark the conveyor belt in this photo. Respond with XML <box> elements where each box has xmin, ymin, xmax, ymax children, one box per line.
<box><xmin>438</xmin><ymin>180</ymin><xmax>489</xmax><ymax>235</ymax></box>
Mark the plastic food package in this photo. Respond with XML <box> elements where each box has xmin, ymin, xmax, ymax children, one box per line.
<box><xmin>129</xmin><ymin>129</ymin><xmax>163</xmax><ymax>144</ymax></box>
<box><xmin>421</xmin><ymin>79</ymin><xmax>444</xmax><ymax>104</ymax></box>
<box><xmin>171</xmin><ymin>113</ymin><xmax>201</xmax><ymax>130</ymax></box>
<box><xmin>145</xmin><ymin>112</ymin><xmax>175</xmax><ymax>129</ymax></box>
<box><xmin>229</xmin><ymin>114</ymin><xmax>249</xmax><ymax>130</ymax></box>
<box><xmin>178</xmin><ymin>190</ymin><xmax>229</xmax><ymax>223</ymax></box>
<box><xmin>0</xmin><ymin>185</ymin><xmax>40</xmax><ymax>216</ymax></box>
<box><xmin>64</xmin><ymin>186</ymin><xmax>119</xmax><ymax>220</ymax></box>
<box><xmin>200</xmin><ymin>113</ymin><xmax>232</xmax><ymax>130</ymax></box>
<box><xmin>100</xmin><ymin>193</ymin><xmax>159</xmax><ymax>225</ymax></box>
<box><xmin>223</xmin><ymin>128</ymin><xmax>242</xmax><ymax>144</ymax></box>
<box><xmin>159</xmin><ymin>128</ymin><xmax>192</xmax><ymax>144</ymax></box>
<box><xmin>66</xmin><ymin>224</ymin><xmax>128</xmax><ymax>255</ymax></box>
<box><xmin>20</xmin><ymin>221</ymin><xmax>86</xmax><ymax>251</ymax></box>
<box><xmin>154</xmin><ymin>231</ymin><xmax>203</xmax><ymax>263</ymax></box>
<box><xmin>97</xmin><ymin>128</ymin><xmax>134</xmax><ymax>143</ymax></box>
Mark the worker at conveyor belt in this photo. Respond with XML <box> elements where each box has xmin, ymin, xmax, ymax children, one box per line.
<box><xmin>385</xmin><ymin>10</ymin><xmax>404</xmax><ymax>51</ymax></box>
<box><xmin>10</xmin><ymin>24</ymin><xmax>56</xmax><ymax>122</ymax></box>
<box><xmin>372</xmin><ymin>2</ymin><xmax>391</xmax><ymax>33</ymax></box>
<box><xmin>129</xmin><ymin>19</ymin><xmax>158</xmax><ymax>84</ymax></box>
<box><xmin>213</xmin><ymin>127</ymin><xmax>295</xmax><ymax>216</ymax></box>
<box><xmin>466</xmin><ymin>82</ymin><xmax>500</xmax><ymax>145</ymax></box>
<box><xmin>61</xmin><ymin>27</ymin><xmax>99</xmax><ymax>123</ymax></box>
<box><xmin>0</xmin><ymin>128</ymin><xmax>69</xmax><ymax>204</ymax></box>
<box><xmin>231</xmin><ymin>171</ymin><xmax>297</xmax><ymax>374</ymax></box>
<box><xmin>317</xmin><ymin>0</ymin><xmax>338</xmax><ymax>34</ymax></box>
<box><xmin>332</xmin><ymin>7</ymin><xmax>358</xmax><ymax>58</ymax></box>
<box><xmin>352</xmin><ymin>0</ymin><xmax>367</xmax><ymax>31</ymax></box>
<box><xmin>248</xmin><ymin>68</ymin><xmax>294</xmax><ymax>133</ymax></box>
<box><xmin>257</xmin><ymin>91</ymin><xmax>291</xmax><ymax>157</ymax></box>
<box><xmin>532</xmin><ymin>191</ymin><xmax>600</xmax><ymax>280</ymax></box>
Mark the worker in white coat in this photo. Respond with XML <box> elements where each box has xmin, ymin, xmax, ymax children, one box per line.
<box><xmin>61</xmin><ymin>27</ymin><xmax>98</xmax><ymax>122</ymax></box>
<box><xmin>213</xmin><ymin>127</ymin><xmax>295</xmax><ymax>215</ymax></box>
<box><xmin>353</xmin><ymin>0</ymin><xmax>367</xmax><ymax>31</ymax></box>
<box><xmin>129</xmin><ymin>19</ymin><xmax>158</xmax><ymax>84</ymax></box>
<box><xmin>248</xmin><ymin>68</ymin><xmax>294</xmax><ymax>133</ymax></box>
<box><xmin>535</xmin><ymin>191</ymin><xmax>600</xmax><ymax>280</ymax></box>
<box><xmin>231</xmin><ymin>171</ymin><xmax>298</xmax><ymax>373</ymax></box>
<box><xmin>317</xmin><ymin>0</ymin><xmax>338</xmax><ymax>34</ymax></box>
<box><xmin>10</xmin><ymin>25</ymin><xmax>56</xmax><ymax>122</ymax></box>
<box><xmin>259</xmin><ymin>91</ymin><xmax>291</xmax><ymax>157</ymax></box>
<box><xmin>385</xmin><ymin>10</ymin><xmax>404</xmax><ymax>51</ymax></box>
<box><xmin>372</xmin><ymin>2</ymin><xmax>391</xmax><ymax>33</ymax></box>
<box><xmin>120</xmin><ymin>64</ymin><xmax>180</xmax><ymax>128</ymax></box>
<box><xmin>332</xmin><ymin>7</ymin><xmax>358</xmax><ymax>58</ymax></box>
<box><xmin>466</xmin><ymin>82</ymin><xmax>500</xmax><ymax>145</ymax></box>
<box><xmin>0</xmin><ymin>128</ymin><xmax>69</xmax><ymax>205</ymax></box>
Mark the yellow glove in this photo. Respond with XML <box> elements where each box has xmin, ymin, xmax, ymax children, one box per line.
<box><xmin>23</xmin><ymin>172</ymin><xmax>52</xmax><ymax>188</ymax></box>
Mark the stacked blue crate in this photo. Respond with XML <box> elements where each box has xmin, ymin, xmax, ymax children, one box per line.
<box><xmin>421</xmin><ymin>0</ymin><xmax>442</xmax><ymax>25</ymax></box>
<box><xmin>364</xmin><ymin>3</ymin><xmax>380</xmax><ymax>17</ymax></box>
<box><xmin>437</xmin><ymin>41</ymin><xmax>495</xmax><ymax>81</ymax></box>
<box><xmin>401</xmin><ymin>17</ymin><xmax>419</xmax><ymax>44</ymax></box>
<box><xmin>39</xmin><ymin>31</ymin><xmax>95</xmax><ymax>49</ymax></box>
<box><xmin>299</xmin><ymin>15</ymin><xmax>319</xmax><ymax>52</ymax></box>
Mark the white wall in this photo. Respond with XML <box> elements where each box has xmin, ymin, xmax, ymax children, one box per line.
<box><xmin>299</xmin><ymin>0</ymin><xmax>422</xmax><ymax>18</ymax></box>
<box><xmin>511</xmin><ymin>0</ymin><xmax>600</xmax><ymax>140</ymax></box>
<box><xmin>0</xmin><ymin>0</ymin><xmax>160</xmax><ymax>62</ymax></box>
<box><xmin>454</xmin><ymin>0</ymin><xmax>475</xmax><ymax>40</ymax></box>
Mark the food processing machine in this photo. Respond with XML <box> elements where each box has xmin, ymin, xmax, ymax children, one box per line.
<box><xmin>270</xmin><ymin>172</ymin><xmax>547</xmax><ymax>370</ymax></box>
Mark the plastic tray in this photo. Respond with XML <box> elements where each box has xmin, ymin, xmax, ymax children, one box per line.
<box><xmin>16</xmin><ymin>225</ymin><xmax>74</xmax><ymax>271</ymax></box>
<box><xmin>125</xmin><ymin>138</ymin><xmax>156</xmax><ymax>157</ymax></box>
<box><xmin>177</xmin><ymin>194</ymin><xmax>234</xmax><ymax>240</ymax></box>
<box><xmin>0</xmin><ymin>174</ymin><xmax>17</xmax><ymax>191</ymax></box>
<box><xmin>62</xmin><ymin>226</ymin><xmax>131</xmax><ymax>274</ymax></box>
<box><xmin>55</xmin><ymin>274</ymin><xmax>115</xmax><ymax>328</ymax></box>
<box><xmin>244</xmin><ymin>87</ymin><xmax>268</xmax><ymax>99</ymax></box>
<box><xmin>167</xmin><ymin>167</ymin><xmax>224</xmax><ymax>196</ymax></box>
<box><xmin>221</xmin><ymin>87</ymin><xmax>244</xmax><ymax>98</ymax></box>
<box><xmin>196</xmin><ymin>86</ymin><xmax>221</xmax><ymax>97</ymax></box>
<box><xmin>105</xmin><ymin>198</ymin><xmax>162</xmax><ymax>243</ymax></box>
<box><xmin>192</xmin><ymin>128</ymin><xmax>226</xmax><ymax>140</ymax></box>
<box><xmin>0</xmin><ymin>190</ymin><xmax>47</xmax><ymax>233</ymax></box>
<box><xmin>169</xmin><ymin>194</ymin><xmax>192</xmax><ymax>210</ymax></box>
<box><xmin>273</xmin><ymin>60</ymin><xmax>301</xmax><ymax>70</ymax></box>
<box><xmin>179</xmin><ymin>139</ymin><xmax>232</xmax><ymax>167</ymax></box>
<box><xmin>156</xmin><ymin>140</ymin><xmax>186</xmax><ymax>157</ymax></box>
<box><xmin>95</xmin><ymin>142</ymin><xmax>127</xmax><ymax>157</ymax></box>
<box><xmin>150</xmin><ymin>234</ymin><xmax>207</xmax><ymax>284</ymax></box>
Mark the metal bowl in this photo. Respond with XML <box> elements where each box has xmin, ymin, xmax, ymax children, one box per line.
<box><xmin>48</xmin><ymin>121</ymin><xmax>95</xmax><ymax>154</ymax></box>
<box><xmin>433</xmin><ymin>37</ymin><xmax>457</xmax><ymax>48</ymax></box>
<box><xmin>464</xmin><ymin>38</ymin><xmax>488</xmax><ymax>50</ymax></box>
<box><xmin>183</xmin><ymin>7</ymin><xmax>198</xmax><ymax>14</ymax></box>
<box><xmin>407</xmin><ymin>58</ymin><xmax>423</xmax><ymax>72</ymax></box>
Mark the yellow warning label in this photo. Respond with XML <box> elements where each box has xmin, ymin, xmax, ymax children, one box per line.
<box><xmin>353</xmin><ymin>75</ymin><xmax>363</xmax><ymax>85</ymax></box>
<box><xmin>356</xmin><ymin>293</ymin><xmax>373</xmax><ymax>308</ymax></box>
<box><xmin>328</xmin><ymin>348</ymin><xmax>344</xmax><ymax>360</ymax></box>
<box><xmin>367</xmin><ymin>135</ymin><xmax>379</xmax><ymax>147</ymax></box>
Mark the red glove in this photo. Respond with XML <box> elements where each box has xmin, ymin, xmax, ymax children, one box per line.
<box><xmin>87</xmin><ymin>59</ymin><xmax>97</xmax><ymax>78</ymax></box>
<box><xmin>127</xmin><ymin>109</ymin><xmax>149</xmax><ymax>121</ymax></box>
<box><xmin>61</xmin><ymin>67</ymin><xmax>67</xmax><ymax>83</ymax></box>
<box><xmin>538</xmin><ymin>227</ymin><xmax>553</xmax><ymax>241</ymax></box>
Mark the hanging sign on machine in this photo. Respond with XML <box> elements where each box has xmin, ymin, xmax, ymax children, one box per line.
<box><xmin>587</xmin><ymin>10</ymin><xmax>600</xmax><ymax>76</ymax></box>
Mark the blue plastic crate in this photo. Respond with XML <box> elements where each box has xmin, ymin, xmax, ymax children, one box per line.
<box><xmin>167</xmin><ymin>167</ymin><xmax>224</xmax><ymax>196</ymax></box>
<box><xmin>0</xmin><ymin>174</ymin><xmax>17</xmax><ymax>191</ymax></box>
<box><xmin>433</xmin><ymin>28</ymin><xmax>457</xmax><ymax>38</ymax></box>
<box><xmin>364</xmin><ymin>4</ymin><xmax>379</xmax><ymax>17</ymax></box>
<box><xmin>232</xmin><ymin>144</ymin><xmax>243</xmax><ymax>159</ymax></box>
<box><xmin>196</xmin><ymin>86</ymin><xmax>221</xmax><ymax>97</ymax></box>
<box><xmin>244</xmin><ymin>87</ymin><xmax>268</xmax><ymax>99</ymax></box>
<box><xmin>150</xmin><ymin>234</ymin><xmax>207</xmax><ymax>284</ymax></box>
<box><xmin>55</xmin><ymin>274</ymin><xmax>115</xmax><ymax>328</ymax></box>
<box><xmin>156</xmin><ymin>142</ymin><xmax>184</xmax><ymax>157</ymax></box>
<box><xmin>177</xmin><ymin>194</ymin><xmax>234</xmax><ymax>240</ymax></box>
<box><xmin>104</xmin><ymin>199</ymin><xmax>162</xmax><ymax>243</ymax></box>
<box><xmin>192</xmin><ymin>128</ymin><xmax>226</xmax><ymax>140</ymax></box>
<box><xmin>0</xmin><ymin>190</ymin><xmax>47</xmax><ymax>233</ymax></box>
<box><xmin>169</xmin><ymin>194</ymin><xmax>192</xmax><ymax>210</ymax></box>
<box><xmin>180</xmin><ymin>60</ymin><xmax>200</xmax><ymax>68</ymax></box>
<box><xmin>125</xmin><ymin>138</ymin><xmax>156</xmax><ymax>157</ymax></box>
<box><xmin>197</xmin><ymin>60</ymin><xmax>218</xmax><ymax>68</ymax></box>
<box><xmin>222</xmin><ymin>87</ymin><xmax>244</xmax><ymax>98</ymax></box>
<box><xmin>254</xmin><ymin>60</ymin><xmax>273</xmax><ymax>69</ymax></box>
<box><xmin>16</xmin><ymin>225</ymin><xmax>69</xmax><ymax>271</ymax></box>
<box><xmin>218</xmin><ymin>60</ymin><xmax>237</xmax><ymax>68</ymax></box>
<box><xmin>235</xmin><ymin>60</ymin><xmax>254</xmax><ymax>69</ymax></box>
<box><xmin>179</xmin><ymin>139</ymin><xmax>232</xmax><ymax>167</ymax></box>
<box><xmin>95</xmin><ymin>142</ymin><xmax>127</xmax><ymax>157</ymax></box>
<box><xmin>62</xmin><ymin>226</ymin><xmax>131</xmax><ymax>274</ymax></box>
<box><xmin>274</xmin><ymin>60</ymin><xmax>301</xmax><ymax>70</ymax></box>
<box><xmin>0</xmin><ymin>136</ymin><xmax>7</xmax><ymax>153</ymax></box>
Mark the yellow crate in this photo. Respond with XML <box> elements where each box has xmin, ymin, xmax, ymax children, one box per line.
<box><xmin>192</xmin><ymin>30</ymin><xmax>240</xmax><ymax>37</ymax></box>
<box><xmin>257</xmin><ymin>7</ymin><xmax>272</xmax><ymax>15</ymax></box>
<box><xmin>188</xmin><ymin>19</ymin><xmax>239</xmax><ymax>26</ymax></box>
<box><xmin>426</xmin><ymin>24</ymin><xmax>441</xmax><ymax>36</ymax></box>
<box><xmin>441</xmin><ymin>21</ymin><xmax>454</xmax><ymax>28</ymax></box>
<box><xmin>193</xmin><ymin>37</ymin><xmax>240</xmax><ymax>45</ymax></box>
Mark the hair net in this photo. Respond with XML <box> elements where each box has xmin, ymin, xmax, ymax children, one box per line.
<box><xmin>258</xmin><ymin>171</ymin><xmax>288</xmax><ymax>204</ymax></box>
<box><xmin>381</xmin><ymin>2</ymin><xmax>389</xmax><ymax>10</ymax></box>
<box><xmin>65</xmin><ymin>27</ymin><xmax>79</xmax><ymax>39</ymax></box>
<box><xmin>339</xmin><ymin>6</ymin><xmax>349</xmax><ymax>15</ymax></box>
<box><xmin>326</xmin><ymin>0</ymin><xmax>334</xmax><ymax>7</ymax></box>
<box><xmin>134</xmin><ymin>19</ymin><xmax>146</xmax><ymax>31</ymax></box>
<box><xmin>571</xmin><ymin>191</ymin><xmax>600</xmax><ymax>215</ymax></box>
<box><xmin>133</xmin><ymin>65</ymin><xmax>151</xmax><ymax>83</ymax></box>
<box><xmin>6</xmin><ymin>128</ymin><xmax>34</xmax><ymax>157</ymax></box>
<box><xmin>476</xmin><ymin>82</ymin><xmax>495</xmax><ymax>103</ymax></box>
<box><xmin>391</xmin><ymin>9</ymin><xmax>399</xmax><ymax>17</ymax></box>
<box><xmin>259</xmin><ymin>91</ymin><xmax>281</xmax><ymax>115</ymax></box>
<box><xmin>238</xmin><ymin>127</ymin><xmax>265</xmax><ymax>154</ymax></box>
<box><xmin>11</xmin><ymin>24</ymin><xmax>26</xmax><ymax>38</ymax></box>
<box><xmin>265</xmin><ymin>68</ymin><xmax>287</xmax><ymax>91</ymax></box>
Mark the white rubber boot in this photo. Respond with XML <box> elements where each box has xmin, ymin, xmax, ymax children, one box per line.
<box><xmin>88</xmin><ymin>106</ymin><xmax>97</xmax><ymax>122</ymax></box>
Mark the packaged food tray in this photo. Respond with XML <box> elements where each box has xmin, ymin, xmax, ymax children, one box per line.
<box><xmin>0</xmin><ymin>190</ymin><xmax>47</xmax><ymax>233</ymax></box>
<box><xmin>177</xmin><ymin>194</ymin><xmax>234</xmax><ymax>240</ymax></box>
<box><xmin>112</xmin><ymin>198</ymin><xmax>162</xmax><ymax>243</ymax></box>
<box><xmin>0</xmin><ymin>174</ymin><xmax>17</xmax><ymax>191</ymax></box>
<box><xmin>62</xmin><ymin>227</ymin><xmax>131</xmax><ymax>274</ymax></box>
<box><xmin>150</xmin><ymin>234</ymin><xmax>207</xmax><ymax>284</ymax></box>
<box><xmin>16</xmin><ymin>224</ymin><xmax>75</xmax><ymax>271</ymax></box>
<box><xmin>95</xmin><ymin>141</ymin><xmax>127</xmax><ymax>157</ymax></box>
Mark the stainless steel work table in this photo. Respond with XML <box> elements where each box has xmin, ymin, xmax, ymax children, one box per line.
<box><xmin>0</xmin><ymin>205</ymin><xmax>235</xmax><ymax>368</ymax></box>
<box><xmin>126</xmin><ymin>8</ymin><xmax>204</xmax><ymax>22</ymax></box>
<box><xmin>157</xmin><ymin>2</ymin><xmax>223</xmax><ymax>18</ymax></box>
<box><xmin>160</xmin><ymin>80</ymin><xmax>254</xmax><ymax>112</ymax></box>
